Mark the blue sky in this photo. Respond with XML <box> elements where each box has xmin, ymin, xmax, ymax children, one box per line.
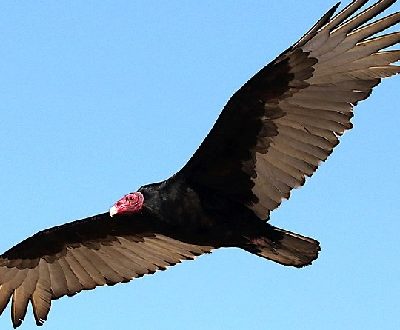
<box><xmin>0</xmin><ymin>1</ymin><xmax>399</xmax><ymax>329</ymax></box>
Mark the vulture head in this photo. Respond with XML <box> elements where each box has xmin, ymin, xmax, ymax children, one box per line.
<box><xmin>109</xmin><ymin>192</ymin><xmax>144</xmax><ymax>217</ymax></box>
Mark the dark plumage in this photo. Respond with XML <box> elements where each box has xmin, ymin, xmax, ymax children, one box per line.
<box><xmin>1</xmin><ymin>0</ymin><xmax>399</xmax><ymax>327</ymax></box>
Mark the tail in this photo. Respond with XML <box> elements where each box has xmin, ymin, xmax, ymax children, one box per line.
<box><xmin>240</xmin><ymin>224</ymin><xmax>320</xmax><ymax>268</ymax></box>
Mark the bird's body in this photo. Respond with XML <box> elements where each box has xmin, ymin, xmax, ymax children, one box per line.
<box><xmin>1</xmin><ymin>0</ymin><xmax>399</xmax><ymax>327</ymax></box>
<box><xmin>139</xmin><ymin>179</ymin><xmax>214</xmax><ymax>227</ymax></box>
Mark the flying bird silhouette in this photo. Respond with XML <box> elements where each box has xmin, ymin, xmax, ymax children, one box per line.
<box><xmin>1</xmin><ymin>0</ymin><xmax>399</xmax><ymax>327</ymax></box>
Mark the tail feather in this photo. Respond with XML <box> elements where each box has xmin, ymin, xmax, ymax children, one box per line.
<box><xmin>241</xmin><ymin>225</ymin><xmax>320</xmax><ymax>268</ymax></box>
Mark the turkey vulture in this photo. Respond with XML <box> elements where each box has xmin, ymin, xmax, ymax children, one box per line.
<box><xmin>1</xmin><ymin>0</ymin><xmax>399</xmax><ymax>328</ymax></box>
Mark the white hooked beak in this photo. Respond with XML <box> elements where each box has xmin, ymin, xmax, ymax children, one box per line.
<box><xmin>109</xmin><ymin>205</ymin><xmax>118</xmax><ymax>217</ymax></box>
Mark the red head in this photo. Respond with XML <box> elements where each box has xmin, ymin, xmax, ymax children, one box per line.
<box><xmin>109</xmin><ymin>192</ymin><xmax>144</xmax><ymax>217</ymax></box>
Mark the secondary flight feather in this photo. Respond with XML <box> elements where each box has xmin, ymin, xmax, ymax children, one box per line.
<box><xmin>1</xmin><ymin>0</ymin><xmax>399</xmax><ymax>327</ymax></box>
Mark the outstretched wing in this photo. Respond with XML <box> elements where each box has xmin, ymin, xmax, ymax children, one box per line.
<box><xmin>0</xmin><ymin>211</ymin><xmax>213</xmax><ymax>328</ymax></box>
<box><xmin>180</xmin><ymin>0</ymin><xmax>400</xmax><ymax>220</ymax></box>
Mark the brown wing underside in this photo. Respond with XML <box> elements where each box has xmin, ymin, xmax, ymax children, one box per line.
<box><xmin>180</xmin><ymin>0</ymin><xmax>400</xmax><ymax>220</ymax></box>
<box><xmin>0</xmin><ymin>212</ymin><xmax>214</xmax><ymax>327</ymax></box>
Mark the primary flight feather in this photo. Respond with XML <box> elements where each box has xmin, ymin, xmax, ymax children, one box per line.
<box><xmin>1</xmin><ymin>0</ymin><xmax>399</xmax><ymax>327</ymax></box>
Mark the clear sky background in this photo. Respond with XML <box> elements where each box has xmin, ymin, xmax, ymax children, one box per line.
<box><xmin>0</xmin><ymin>1</ymin><xmax>399</xmax><ymax>329</ymax></box>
